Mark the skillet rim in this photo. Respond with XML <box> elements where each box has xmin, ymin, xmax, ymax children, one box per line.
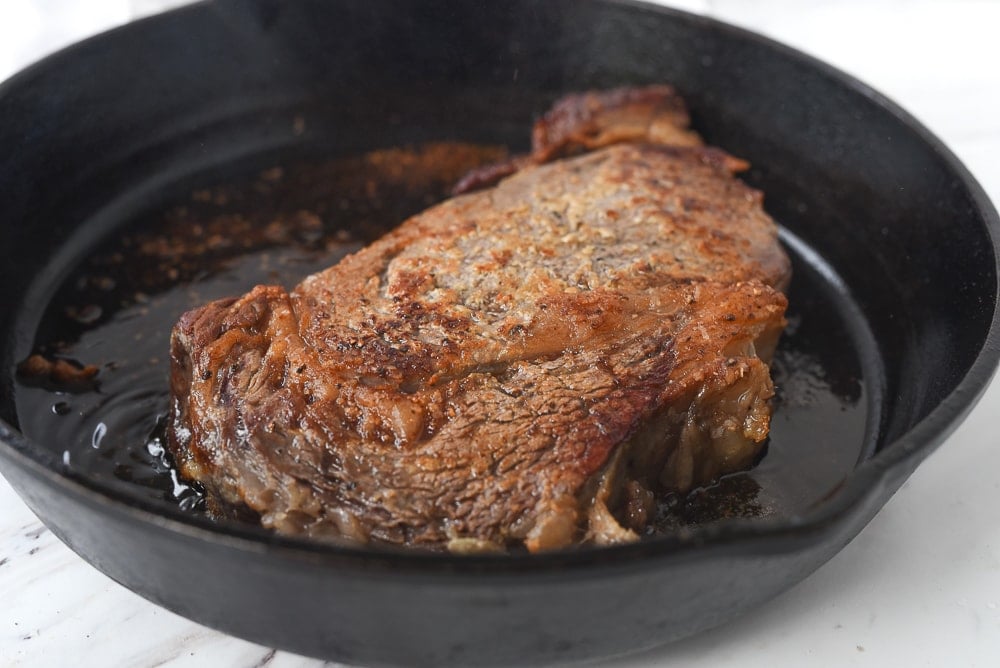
<box><xmin>0</xmin><ymin>0</ymin><xmax>998</xmax><ymax>576</ymax></box>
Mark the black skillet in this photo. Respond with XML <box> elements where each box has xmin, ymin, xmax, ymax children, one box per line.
<box><xmin>1</xmin><ymin>1</ymin><xmax>998</xmax><ymax>665</ymax></box>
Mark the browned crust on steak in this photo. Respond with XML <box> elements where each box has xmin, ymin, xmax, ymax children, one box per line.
<box><xmin>454</xmin><ymin>85</ymin><xmax>705</xmax><ymax>195</ymax></box>
<box><xmin>167</xmin><ymin>86</ymin><xmax>790</xmax><ymax>552</ymax></box>
<box><xmin>531</xmin><ymin>85</ymin><xmax>703</xmax><ymax>161</ymax></box>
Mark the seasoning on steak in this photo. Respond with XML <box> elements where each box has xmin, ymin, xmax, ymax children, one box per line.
<box><xmin>167</xmin><ymin>85</ymin><xmax>790</xmax><ymax>553</ymax></box>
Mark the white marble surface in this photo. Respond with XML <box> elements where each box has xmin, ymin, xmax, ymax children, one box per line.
<box><xmin>2</xmin><ymin>1</ymin><xmax>1000</xmax><ymax>666</ymax></box>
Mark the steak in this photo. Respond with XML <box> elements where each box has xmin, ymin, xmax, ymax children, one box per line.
<box><xmin>167</xmin><ymin>86</ymin><xmax>790</xmax><ymax>552</ymax></box>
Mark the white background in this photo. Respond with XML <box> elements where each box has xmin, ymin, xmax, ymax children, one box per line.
<box><xmin>2</xmin><ymin>1</ymin><xmax>1000</xmax><ymax>666</ymax></box>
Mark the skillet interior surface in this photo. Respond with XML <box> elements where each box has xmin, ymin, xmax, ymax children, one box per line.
<box><xmin>0</xmin><ymin>0</ymin><xmax>998</xmax><ymax>665</ymax></box>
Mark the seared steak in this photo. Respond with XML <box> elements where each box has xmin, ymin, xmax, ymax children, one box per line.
<box><xmin>167</xmin><ymin>86</ymin><xmax>790</xmax><ymax>552</ymax></box>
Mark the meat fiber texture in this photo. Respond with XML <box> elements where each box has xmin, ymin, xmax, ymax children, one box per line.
<box><xmin>167</xmin><ymin>86</ymin><xmax>790</xmax><ymax>553</ymax></box>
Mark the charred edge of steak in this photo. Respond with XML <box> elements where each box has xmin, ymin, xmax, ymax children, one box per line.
<box><xmin>547</xmin><ymin>314</ymin><xmax>784</xmax><ymax>552</ymax></box>
<box><xmin>451</xmin><ymin>155</ymin><xmax>532</xmax><ymax>197</ymax></box>
<box><xmin>530</xmin><ymin>84</ymin><xmax>703</xmax><ymax>161</ymax></box>
<box><xmin>453</xmin><ymin>84</ymin><xmax>704</xmax><ymax>195</ymax></box>
<box><xmin>582</xmin><ymin>352</ymin><xmax>776</xmax><ymax>546</ymax></box>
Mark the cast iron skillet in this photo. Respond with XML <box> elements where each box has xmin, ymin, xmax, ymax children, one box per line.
<box><xmin>1</xmin><ymin>1</ymin><xmax>998</xmax><ymax>665</ymax></box>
